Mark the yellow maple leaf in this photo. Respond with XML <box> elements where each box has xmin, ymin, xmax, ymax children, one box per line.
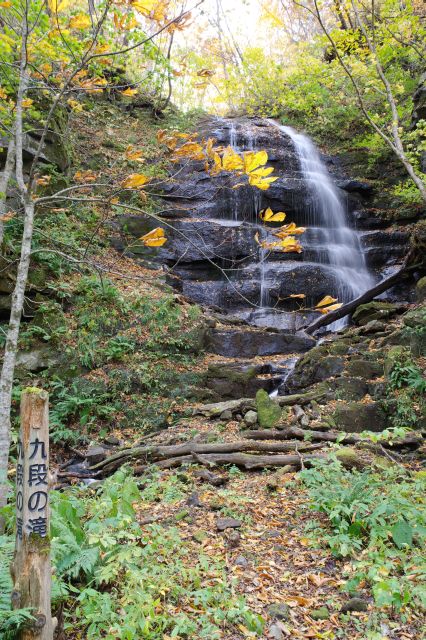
<box><xmin>260</xmin><ymin>207</ymin><xmax>286</xmax><ymax>222</ymax></box>
<box><xmin>197</xmin><ymin>68</ymin><xmax>214</xmax><ymax>77</ymax></box>
<box><xmin>0</xmin><ymin>1</ymin><xmax>12</xmax><ymax>8</ymax></box>
<box><xmin>74</xmin><ymin>170</ymin><xmax>97</xmax><ymax>182</ymax></box>
<box><xmin>248</xmin><ymin>175</ymin><xmax>278</xmax><ymax>190</ymax></box>
<box><xmin>172</xmin><ymin>141</ymin><xmax>205</xmax><ymax>161</ymax></box>
<box><xmin>140</xmin><ymin>227</ymin><xmax>167</xmax><ymax>247</ymax></box>
<box><xmin>122</xmin><ymin>173</ymin><xmax>150</xmax><ymax>188</ymax></box>
<box><xmin>132</xmin><ymin>0</ymin><xmax>168</xmax><ymax>22</ymax></box>
<box><xmin>275</xmin><ymin>222</ymin><xmax>306</xmax><ymax>237</ymax></box>
<box><xmin>121</xmin><ymin>87</ymin><xmax>138</xmax><ymax>97</ymax></box>
<box><xmin>222</xmin><ymin>147</ymin><xmax>244</xmax><ymax>171</ymax></box>
<box><xmin>316</xmin><ymin>295</ymin><xmax>338</xmax><ymax>308</ymax></box>
<box><xmin>67</xmin><ymin>99</ymin><xmax>83</xmax><ymax>112</ymax></box>
<box><xmin>22</xmin><ymin>98</ymin><xmax>33</xmax><ymax>108</ymax></box>
<box><xmin>69</xmin><ymin>14</ymin><xmax>91</xmax><ymax>29</ymax></box>
<box><xmin>279</xmin><ymin>236</ymin><xmax>303</xmax><ymax>253</ymax></box>
<box><xmin>125</xmin><ymin>146</ymin><xmax>144</xmax><ymax>162</ymax></box>
<box><xmin>0</xmin><ymin>87</ymin><xmax>7</xmax><ymax>99</ymax></box>
<box><xmin>318</xmin><ymin>303</ymin><xmax>343</xmax><ymax>314</ymax></box>
<box><xmin>243</xmin><ymin>150</ymin><xmax>268</xmax><ymax>174</ymax></box>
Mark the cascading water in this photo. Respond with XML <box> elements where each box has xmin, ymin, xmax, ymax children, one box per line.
<box><xmin>275</xmin><ymin>124</ymin><xmax>375</xmax><ymax>302</ymax></box>
<box><xmin>228</xmin><ymin>122</ymin><xmax>267</xmax><ymax>306</ymax></box>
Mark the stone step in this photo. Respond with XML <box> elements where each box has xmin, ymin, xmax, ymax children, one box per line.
<box><xmin>207</xmin><ymin>326</ymin><xmax>315</xmax><ymax>358</ymax></box>
<box><xmin>179</xmin><ymin>261</ymin><xmax>351</xmax><ymax>310</ymax></box>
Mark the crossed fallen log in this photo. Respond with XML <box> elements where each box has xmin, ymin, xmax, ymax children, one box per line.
<box><xmin>61</xmin><ymin>427</ymin><xmax>422</xmax><ymax>478</ymax></box>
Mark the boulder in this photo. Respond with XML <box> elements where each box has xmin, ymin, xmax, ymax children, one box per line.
<box><xmin>332</xmin><ymin>401</ymin><xmax>388</xmax><ymax>433</ymax></box>
<box><xmin>352</xmin><ymin>301</ymin><xmax>405</xmax><ymax>326</ymax></box>
<box><xmin>403</xmin><ymin>304</ymin><xmax>426</xmax><ymax>358</ymax></box>
<box><xmin>286</xmin><ymin>347</ymin><xmax>345</xmax><ymax>391</ymax></box>
<box><xmin>335</xmin><ymin>447</ymin><xmax>367</xmax><ymax>470</ymax></box>
<box><xmin>216</xmin><ymin>517</ymin><xmax>242</xmax><ymax>531</ymax></box>
<box><xmin>207</xmin><ymin>328</ymin><xmax>315</xmax><ymax>358</ymax></box>
<box><xmin>86</xmin><ymin>445</ymin><xmax>107</xmax><ymax>466</ymax></box>
<box><xmin>15</xmin><ymin>344</ymin><xmax>61</xmax><ymax>372</ymax></box>
<box><xmin>345</xmin><ymin>358</ymin><xmax>383</xmax><ymax>379</ymax></box>
<box><xmin>204</xmin><ymin>361</ymin><xmax>281</xmax><ymax>399</ymax></box>
<box><xmin>416</xmin><ymin>277</ymin><xmax>426</xmax><ymax>303</ymax></box>
<box><xmin>244</xmin><ymin>410</ymin><xmax>258</xmax><ymax>427</ymax></box>
<box><xmin>256</xmin><ymin>389</ymin><xmax>282</xmax><ymax>429</ymax></box>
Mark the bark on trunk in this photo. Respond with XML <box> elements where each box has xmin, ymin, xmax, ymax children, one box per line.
<box><xmin>87</xmin><ymin>439</ymin><xmax>325</xmax><ymax>475</ymax></box>
<box><xmin>0</xmin><ymin>19</ymin><xmax>34</xmax><ymax>528</ymax></box>
<box><xmin>305</xmin><ymin>262</ymin><xmax>415</xmax><ymax>334</ymax></box>
<box><xmin>0</xmin><ymin>137</ymin><xmax>16</xmax><ymax>247</ymax></box>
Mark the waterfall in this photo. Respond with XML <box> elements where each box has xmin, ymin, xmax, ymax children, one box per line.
<box><xmin>228</xmin><ymin>122</ymin><xmax>268</xmax><ymax>307</ymax></box>
<box><xmin>276</xmin><ymin>124</ymin><xmax>374</xmax><ymax>302</ymax></box>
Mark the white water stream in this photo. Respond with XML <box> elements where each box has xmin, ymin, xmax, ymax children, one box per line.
<box><xmin>276</xmin><ymin>124</ymin><xmax>374</xmax><ymax>302</ymax></box>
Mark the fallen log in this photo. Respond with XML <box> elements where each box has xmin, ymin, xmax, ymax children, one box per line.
<box><xmin>194</xmin><ymin>390</ymin><xmax>326</xmax><ymax>419</ymax></box>
<box><xmin>244</xmin><ymin>427</ymin><xmax>422</xmax><ymax>449</ymax></box>
<box><xmin>89</xmin><ymin>439</ymin><xmax>325</xmax><ymax>474</ymax></box>
<box><xmin>136</xmin><ymin>452</ymin><xmax>322</xmax><ymax>472</ymax></box>
<box><xmin>305</xmin><ymin>261</ymin><xmax>421</xmax><ymax>335</ymax></box>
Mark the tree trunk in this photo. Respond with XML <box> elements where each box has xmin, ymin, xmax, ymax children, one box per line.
<box><xmin>304</xmin><ymin>262</ymin><xmax>416</xmax><ymax>334</ymax></box>
<box><xmin>0</xmin><ymin>137</ymin><xmax>16</xmax><ymax>247</ymax></box>
<box><xmin>0</xmin><ymin>17</ymin><xmax>33</xmax><ymax>529</ymax></box>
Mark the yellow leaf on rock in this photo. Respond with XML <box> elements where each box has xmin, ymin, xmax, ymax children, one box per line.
<box><xmin>260</xmin><ymin>207</ymin><xmax>286</xmax><ymax>222</ymax></box>
<box><xmin>122</xmin><ymin>173</ymin><xmax>150</xmax><ymax>188</ymax></box>
<box><xmin>172</xmin><ymin>141</ymin><xmax>205</xmax><ymax>161</ymax></box>
<box><xmin>275</xmin><ymin>222</ymin><xmax>306</xmax><ymax>236</ymax></box>
<box><xmin>140</xmin><ymin>227</ymin><xmax>167</xmax><ymax>247</ymax></box>
<box><xmin>316</xmin><ymin>295</ymin><xmax>338</xmax><ymax>308</ymax></box>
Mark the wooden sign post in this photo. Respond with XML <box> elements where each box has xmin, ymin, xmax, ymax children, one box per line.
<box><xmin>11</xmin><ymin>388</ymin><xmax>55</xmax><ymax>640</ymax></box>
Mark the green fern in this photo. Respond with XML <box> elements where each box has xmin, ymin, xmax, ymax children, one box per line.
<box><xmin>0</xmin><ymin>535</ymin><xmax>34</xmax><ymax>640</ymax></box>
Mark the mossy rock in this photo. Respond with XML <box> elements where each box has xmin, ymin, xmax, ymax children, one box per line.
<box><xmin>256</xmin><ymin>389</ymin><xmax>282</xmax><ymax>429</ymax></box>
<box><xmin>384</xmin><ymin>346</ymin><xmax>409</xmax><ymax>378</ymax></box>
<box><xmin>402</xmin><ymin>305</ymin><xmax>426</xmax><ymax>356</ymax></box>
<box><xmin>332</xmin><ymin>401</ymin><xmax>388</xmax><ymax>433</ymax></box>
<box><xmin>287</xmin><ymin>349</ymin><xmax>345</xmax><ymax>391</ymax></box>
<box><xmin>346</xmin><ymin>358</ymin><xmax>383</xmax><ymax>379</ymax></box>
<box><xmin>416</xmin><ymin>277</ymin><xmax>426</xmax><ymax>303</ymax></box>
<box><xmin>331</xmin><ymin>377</ymin><xmax>368</xmax><ymax>401</ymax></box>
<box><xmin>352</xmin><ymin>301</ymin><xmax>403</xmax><ymax>326</ymax></box>
<box><xmin>335</xmin><ymin>447</ymin><xmax>366</xmax><ymax>469</ymax></box>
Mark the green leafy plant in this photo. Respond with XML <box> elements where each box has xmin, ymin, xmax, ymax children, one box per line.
<box><xmin>300</xmin><ymin>459</ymin><xmax>426</xmax><ymax>611</ymax></box>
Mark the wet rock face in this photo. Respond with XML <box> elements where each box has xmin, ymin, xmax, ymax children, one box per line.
<box><xmin>113</xmin><ymin>117</ymin><xmax>401</xmax><ymax>327</ymax></box>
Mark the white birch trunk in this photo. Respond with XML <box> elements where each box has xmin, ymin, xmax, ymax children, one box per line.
<box><xmin>0</xmin><ymin>13</ymin><xmax>35</xmax><ymax>529</ymax></box>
